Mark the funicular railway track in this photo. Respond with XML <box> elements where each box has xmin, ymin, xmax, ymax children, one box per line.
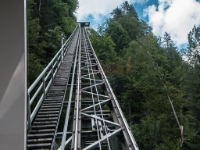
<box><xmin>27</xmin><ymin>23</ymin><xmax>139</xmax><ymax>150</ymax></box>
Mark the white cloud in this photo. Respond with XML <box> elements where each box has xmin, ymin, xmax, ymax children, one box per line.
<box><xmin>76</xmin><ymin>0</ymin><xmax>148</xmax><ymax>24</ymax></box>
<box><xmin>144</xmin><ymin>0</ymin><xmax>200</xmax><ymax>46</ymax></box>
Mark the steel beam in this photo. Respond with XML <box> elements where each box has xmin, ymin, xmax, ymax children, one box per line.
<box><xmin>27</xmin><ymin>24</ymin><xmax>139</xmax><ymax>150</ymax></box>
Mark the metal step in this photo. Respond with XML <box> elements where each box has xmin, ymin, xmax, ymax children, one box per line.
<box><xmin>27</xmin><ymin>143</ymin><xmax>51</xmax><ymax>149</ymax></box>
<box><xmin>27</xmin><ymin>28</ymin><xmax>79</xmax><ymax>150</ymax></box>
<box><xmin>42</xmin><ymin>103</ymin><xmax>62</xmax><ymax>107</ymax></box>
<box><xmin>36</xmin><ymin>114</ymin><xmax>59</xmax><ymax>118</ymax></box>
<box><xmin>28</xmin><ymin>133</ymin><xmax>54</xmax><ymax>139</ymax></box>
<box><xmin>37</xmin><ymin>111</ymin><xmax>60</xmax><ymax>114</ymax></box>
<box><xmin>35</xmin><ymin>117</ymin><xmax>58</xmax><ymax>121</ymax></box>
<box><xmin>31</xmin><ymin>124</ymin><xmax>56</xmax><ymax>129</ymax></box>
<box><xmin>44</xmin><ymin>98</ymin><xmax>63</xmax><ymax>101</ymax></box>
<box><xmin>43</xmin><ymin>101</ymin><xmax>62</xmax><ymax>104</ymax></box>
<box><xmin>39</xmin><ymin>108</ymin><xmax>60</xmax><ymax>111</ymax></box>
<box><xmin>41</xmin><ymin>104</ymin><xmax>61</xmax><ymax>107</ymax></box>
<box><xmin>33</xmin><ymin>121</ymin><xmax>57</xmax><ymax>125</ymax></box>
<box><xmin>29</xmin><ymin>129</ymin><xmax>55</xmax><ymax>134</ymax></box>
<box><xmin>28</xmin><ymin>138</ymin><xmax>53</xmax><ymax>144</ymax></box>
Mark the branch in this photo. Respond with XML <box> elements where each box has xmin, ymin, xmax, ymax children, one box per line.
<box><xmin>39</xmin><ymin>0</ymin><xmax>42</xmax><ymax>16</ymax></box>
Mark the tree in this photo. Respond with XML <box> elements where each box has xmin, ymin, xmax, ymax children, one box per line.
<box><xmin>105</xmin><ymin>21</ymin><xmax>129</xmax><ymax>53</ymax></box>
<box><xmin>110</xmin><ymin>7</ymin><xmax>123</xmax><ymax>19</ymax></box>
<box><xmin>28</xmin><ymin>0</ymin><xmax>78</xmax><ymax>84</ymax></box>
<box><xmin>28</xmin><ymin>0</ymin><xmax>46</xmax><ymax>85</ymax></box>
<box><xmin>117</xmin><ymin>16</ymin><xmax>142</xmax><ymax>40</ymax></box>
<box><xmin>88</xmin><ymin>2</ymin><xmax>200</xmax><ymax>149</ymax></box>
<box><xmin>121</xmin><ymin>1</ymin><xmax>138</xmax><ymax>19</ymax></box>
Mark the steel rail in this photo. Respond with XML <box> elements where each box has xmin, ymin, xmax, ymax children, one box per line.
<box><xmin>27</xmin><ymin>24</ymin><xmax>139</xmax><ymax>149</ymax></box>
<box><xmin>73</xmin><ymin>27</ymin><xmax>82</xmax><ymax>150</ymax></box>
<box><xmin>59</xmin><ymin>29</ymin><xmax>80</xmax><ymax>150</ymax></box>
<box><xmin>84</xmin><ymin>28</ymin><xmax>139</xmax><ymax>150</ymax></box>
<box><xmin>28</xmin><ymin>26</ymin><xmax>77</xmax><ymax>94</ymax></box>
<box><xmin>87</xmin><ymin>52</ymin><xmax>112</xmax><ymax>150</ymax></box>
<box><xmin>86</xmin><ymin>39</ymin><xmax>111</xmax><ymax>150</ymax></box>
<box><xmin>82</xmin><ymin>30</ymin><xmax>111</xmax><ymax>149</ymax></box>
<box><xmin>51</xmin><ymin>27</ymin><xmax>81</xmax><ymax>150</ymax></box>
<box><xmin>83</xmin><ymin>34</ymin><xmax>102</xmax><ymax>150</ymax></box>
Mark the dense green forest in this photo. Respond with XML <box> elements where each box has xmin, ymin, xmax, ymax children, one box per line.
<box><xmin>88</xmin><ymin>2</ymin><xmax>200</xmax><ymax>150</ymax></box>
<box><xmin>28</xmin><ymin>0</ymin><xmax>200</xmax><ymax>149</ymax></box>
<box><xmin>28</xmin><ymin>0</ymin><xmax>78</xmax><ymax>86</ymax></box>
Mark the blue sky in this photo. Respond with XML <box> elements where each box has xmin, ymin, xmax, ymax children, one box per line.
<box><xmin>76</xmin><ymin>0</ymin><xmax>200</xmax><ymax>47</ymax></box>
<box><xmin>133</xmin><ymin>0</ymin><xmax>158</xmax><ymax>22</ymax></box>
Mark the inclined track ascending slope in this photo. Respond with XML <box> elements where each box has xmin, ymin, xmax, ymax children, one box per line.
<box><xmin>27</xmin><ymin>28</ymin><xmax>80</xmax><ymax>150</ymax></box>
<box><xmin>27</xmin><ymin>23</ymin><xmax>139</xmax><ymax>150</ymax></box>
<box><xmin>69</xmin><ymin>27</ymin><xmax>138</xmax><ymax>150</ymax></box>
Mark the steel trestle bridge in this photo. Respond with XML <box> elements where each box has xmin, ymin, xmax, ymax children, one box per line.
<box><xmin>27</xmin><ymin>23</ymin><xmax>139</xmax><ymax>150</ymax></box>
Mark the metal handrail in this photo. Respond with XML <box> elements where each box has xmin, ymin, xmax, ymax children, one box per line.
<box><xmin>27</xmin><ymin>26</ymin><xmax>78</xmax><ymax>130</ymax></box>
<box><xmin>59</xmin><ymin>30</ymin><xmax>80</xmax><ymax>150</ymax></box>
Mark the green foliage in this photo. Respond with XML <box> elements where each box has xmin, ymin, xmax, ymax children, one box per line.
<box><xmin>28</xmin><ymin>0</ymin><xmax>78</xmax><ymax>85</ymax></box>
<box><xmin>27</xmin><ymin>0</ymin><xmax>200</xmax><ymax>149</ymax></box>
<box><xmin>88</xmin><ymin>28</ymin><xmax>116</xmax><ymax>63</ymax></box>
<box><xmin>180</xmin><ymin>25</ymin><xmax>200</xmax><ymax>149</ymax></box>
<box><xmin>111</xmin><ymin>1</ymin><xmax>138</xmax><ymax>19</ymax></box>
<box><xmin>44</xmin><ymin>26</ymin><xmax>63</xmax><ymax>61</ymax></box>
<box><xmin>62</xmin><ymin>17</ymin><xmax>76</xmax><ymax>36</ymax></box>
<box><xmin>110</xmin><ymin>7</ymin><xmax>123</xmax><ymax>19</ymax></box>
<box><xmin>89</xmin><ymin>1</ymin><xmax>200</xmax><ymax>149</ymax></box>
<box><xmin>62</xmin><ymin>0</ymin><xmax>78</xmax><ymax>20</ymax></box>
<box><xmin>28</xmin><ymin>53</ymin><xmax>44</xmax><ymax>86</ymax></box>
<box><xmin>105</xmin><ymin>21</ymin><xmax>129</xmax><ymax>53</ymax></box>
<box><xmin>28</xmin><ymin>0</ymin><xmax>46</xmax><ymax>85</ymax></box>
<box><xmin>140</xmin><ymin>20</ymin><xmax>152</xmax><ymax>35</ymax></box>
<box><xmin>117</xmin><ymin>16</ymin><xmax>142</xmax><ymax>40</ymax></box>
<box><xmin>188</xmin><ymin>25</ymin><xmax>200</xmax><ymax>48</ymax></box>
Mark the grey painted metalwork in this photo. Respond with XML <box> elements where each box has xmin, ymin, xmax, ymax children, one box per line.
<box><xmin>27</xmin><ymin>26</ymin><xmax>79</xmax><ymax>150</ymax></box>
<box><xmin>86</xmin><ymin>28</ymin><xmax>139</xmax><ymax>150</ymax></box>
<box><xmin>60</xmin><ymin>32</ymin><xmax>80</xmax><ymax>150</ymax></box>
<box><xmin>27</xmin><ymin>23</ymin><xmax>139</xmax><ymax>150</ymax></box>
<box><xmin>27</xmin><ymin>26</ymin><xmax>78</xmax><ymax>129</ymax></box>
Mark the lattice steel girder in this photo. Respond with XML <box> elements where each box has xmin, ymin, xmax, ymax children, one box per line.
<box><xmin>59</xmin><ymin>26</ymin><xmax>139</xmax><ymax>150</ymax></box>
<box><xmin>86</xmin><ymin>28</ymin><xmax>139</xmax><ymax>150</ymax></box>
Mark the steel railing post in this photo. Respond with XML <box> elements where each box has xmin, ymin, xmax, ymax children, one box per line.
<box><xmin>42</xmin><ymin>75</ymin><xmax>46</xmax><ymax>99</ymax></box>
<box><xmin>61</xmin><ymin>33</ymin><xmax>64</xmax><ymax>62</ymax></box>
<box><xmin>27</xmin><ymin>94</ymin><xmax>31</xmax><ymax>130</ymax></box>
<box><xmin>27</xmin><ymin>25</ymin><xmax>78</xmax><ymax>136</ymax></box>
<box><xmin>51</xmin><ymin>63</ymin><xmax>54</xmax><ymax>80</ymax></box>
